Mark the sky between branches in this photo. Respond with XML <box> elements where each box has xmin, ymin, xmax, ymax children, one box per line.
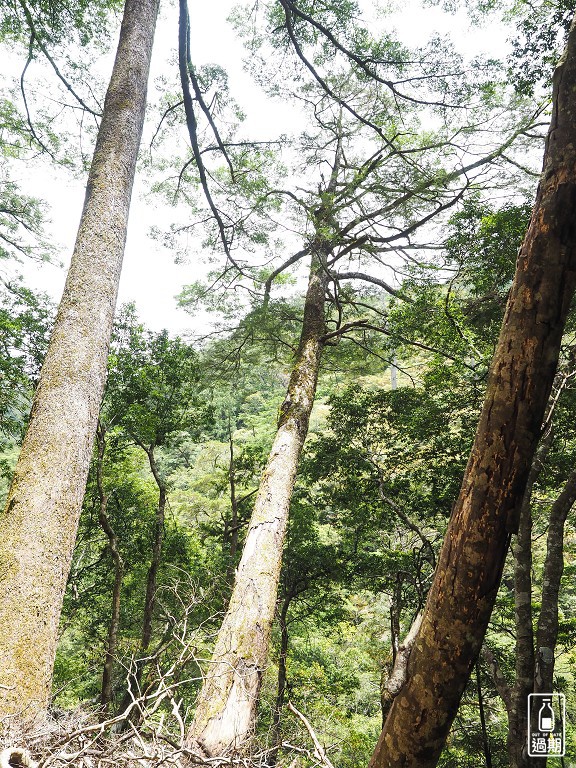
<box><xmin>8</xmin><ymin>0</ymin><xmax>511</xmax><ymax>334</ymax></box>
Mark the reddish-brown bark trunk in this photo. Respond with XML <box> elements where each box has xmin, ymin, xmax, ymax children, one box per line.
<box><xmin>370</xmin><ymin>16</ymin><xmax>576</xmax><ymax>767</ymax></box>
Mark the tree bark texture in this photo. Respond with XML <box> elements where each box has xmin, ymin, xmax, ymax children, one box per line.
<box><xmin>187</xmin><ymin>259</ymin><xmax>327</xmax><ymax>756</ymax></box>
<box><xmin>507</xmin><ymin>471</ymin><xmax>536</xmax><ymax>767</ymax></box>
<box><xmin>0</xmin><ymin>0</ymin><xmax>159</xmax><ymax>717</ymax></box>
<box><xmin>370</xmin><ymin>17</ymin><xmax>576</xmax><ymax>768</ymax></box>
<box><xmin>476</xmin><ymin>664</ymin><xmax>492</xmax><ymax>768</ymax></box>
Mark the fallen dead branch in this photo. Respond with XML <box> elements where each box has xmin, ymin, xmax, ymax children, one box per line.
<box><xmin>286</xmin><ymin>702</ymin><xmax>335</xmax><ymax>768</ymax></box>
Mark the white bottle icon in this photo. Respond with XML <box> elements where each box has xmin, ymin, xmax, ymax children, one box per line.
<box><xmin>539</xmin><ymin>699</ymin><xmax>554</xmax><ymax>732</ymax></box>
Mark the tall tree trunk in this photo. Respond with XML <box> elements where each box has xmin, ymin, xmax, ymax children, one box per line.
<box><xmin>117</xmin><ymin>444</ymin><xmax>166</xmax><ymax>718</ymax></box>
<box><xmin>269</xmin><ymin>594</ymin><xmax>291</xmax><ymax>768</ymax></box>
<box><xmin>187</xmin><ymin>257</ymin><xmax>327</xmax><ymax>757</ymax></box>
<box><xmin>476</xmin><ymin>664</ymin><xmax>492</xmax><ymax>768</ymax></box>
<box><xmin>507</xmin><ymin>470</ymin><xmax>536</xmax><ymax>767</ymax></box>
<box><xmin>507</xmin><ymin>431</ymin><xmax>552</xmax><ymax>768</ymax></box>
<box><xmin>96</xmin><ymin>424</ymin><xmax>125</xmax><ymax>714</ymax></box>
<box><xmin>141</xmin><ymin>446</ymin><xmax>166</xmax><ymax>654</ymax></box>
<box><xmin>0</xmin><ymin>0</ymin><xmax>159</xmax><ymax>718</ymax></box>
<box><xmin>370</xmin><ymin>17</ymin><xmax>576</xmax><ymax>767</ymax></box>
<box><xmin>225</xmin><ymin>426</ymin><xmax>240</xmax><ymax>585</ymax></box>
<box><xmin>534</xmin><ymin>467</ymin><xmax>576</xmax><ymax>695</ymax></box>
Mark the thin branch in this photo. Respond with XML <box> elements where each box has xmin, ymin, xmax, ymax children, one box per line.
<box><xmin>20</xmin><ymin>34</ymin><xmax>56</xmax><ymax>159</ymax></box>
<box><xmin>18</xmin><ymin>0</ymin><xmax>101</xmax><ymax>116</ymax></box>
<box><xmin>150</xmin><ymin>99</ymin><xmax>184</xmax><ymax>151</ymax></box>
<box><xmin>185</xmin><ymin>61</ymin><xmax>235</xmax><ymax>181</ymax></box>
<box><xmin>278</xmin><ymin>0</ymin><xmax>399</xmax><ymax>150</ymax></box>
<box><xmin>263</xmin><ymin>247</ymin><xmax>311</xmax><ymax>305</ymax></box>
<box><xmin>375</xmin><ymin>473</ymin><xmax>436</xmax><ymax>569</ymax></box>
<box><xmin>281</xmin><ymin>0</ymin><xmax>466</xmax><ymax>109</ymax></box>
<box><xmin>321</xmin><ymin>319</ymin><xmax>478</xmax><ymax>370</ymax></box>
<box><xmin>287</xmin><ymin>701</ymin><xmax>335</xmax><ymax>768</ymax></box>
<box><xmin>334</xmin><ymin>271</ymin><xmax>411</xmax><ymax>302</ymax></box>
<box><xmin>178</xmin><ymin>0</ymin><xmax>244</xmax><ymax>274</ymax></box>
<box><xmin>339</xmin><ymin>113</ymin><xmax>542</xmax><ymax>238</ymax></box>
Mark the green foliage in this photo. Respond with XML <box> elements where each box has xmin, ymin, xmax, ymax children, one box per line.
<box><xmin>507</xmin><ymin>0</ymin><xmax>574</xmax><ymax>95</ymax></box>
<box><xmin>0</xmin><ymin>279</ymin><xmax>53</xmax><ymax>440</ymax></box>
<box><xmin>106</xmin><ymin>308</ymin><xmax>212</xmax><ymax>448</ymax></box>
<box><xmin>0</xmin><ymin>0</ymin><xmax>123</xmax><ymax>47</ymax></box>
<box><xmin>26</xmin><ymin>0</ymin><xmax>575</xmax><ymax>761</ymax></box>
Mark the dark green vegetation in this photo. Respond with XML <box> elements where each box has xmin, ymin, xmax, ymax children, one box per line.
<box><xmin>1</xmin><ymin>0</ymin><xmax>576</xmax><ymax>766</ymax></box>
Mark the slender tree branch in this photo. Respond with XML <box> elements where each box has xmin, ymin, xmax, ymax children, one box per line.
<box><xmin>178</xmin><ymin>0</ymin><xmax>244</xmax><ymax>275</ymax></box>
<box><xmin>18</xmin><ymin>0</ymin><xmax>102</xmax><ymax>117</ymax></box>
<box><xmin>150</xmin><ymin>99</ymin><xmax>184</xmax><ymax>151</ymax></box>
<box><xmin>185</xmin><ymin>61</ymin><xmax>235</xmax><ymax>181</ymax></box>
<box><xmin>20</xmin><ymin>34</ymin><xmax>56</xmax><ymax>159</ymax></box>
<box><xmin>287</xmin><ymin>701</ymin><xmax>335</xmax><ymax>768</ymax></box>
<box><xmin>280</xmin><ymin>0</ymin><xmax>466</xmax><ymax>109</ymax></box>
<box><xmin>263</xmin><ymin>247</ymin><xmax>311</xmax><ymax>305</ymax></box>
<box><xmin>334</xmin><ymin>271</ymin><xmax>411</xmax><ymax>301</ymax></box>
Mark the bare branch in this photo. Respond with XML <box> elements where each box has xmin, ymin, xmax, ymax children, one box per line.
<box><xmin>17</xmin><ymin>0</ymin><xmax>102</xmax><ymax>117</ymax></box>
<box><xmin>287</xmin><ymin>701</ymin><xmax>335</xmax><ymax>768</ymax></box>
<box><xmin>178</xmin><ymin>0</ymin><xmax>244</xmax><ymax>275</ymax></box>
<box><xmin>263</xmin><ymin>247</ymin><xmax>311</xmax><ymax>305</ymax></box>
<box><xmin>334</xmin><ymin>271</ymin><xmax>411</xmax><ymax>301</ymax></box>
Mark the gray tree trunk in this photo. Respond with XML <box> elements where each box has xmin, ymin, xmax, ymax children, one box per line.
<box><xmin>535</xmin><ymin>467</ymin><xmax>576</xmax><ymax>694</ymax></box>
<box><xmin>96</xmin><ymin>423</ymin><xmax>125</xmax><ymax>714</ymax></box>
<box><xmin>506</xmin><ymin>432</ymin><xmax>551</xmax><ymax>768</ymax></box>
<box><xmin>0</xmin><ymin>0</ymin><xmax>159</xmax><ymax>717</ymax></box>
<box><xmin>187</xmin><ymin>257</ymin><xmax>327</xmax><ymax>756</ymax></box>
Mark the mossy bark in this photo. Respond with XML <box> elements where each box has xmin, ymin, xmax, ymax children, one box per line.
<box><xmin>0</xmin><ymin>0</ymin><xmax>159</xmax><ymax>717</ymax></box>
<box><xmin>187</xmin><ymin>258</ymin><xmax>327</xmax><ymax>756</ymax></box>
<box><xmin>370</xmin><ymin>16</ymin><xmax>576</xmax><ymax>768</ymax></box>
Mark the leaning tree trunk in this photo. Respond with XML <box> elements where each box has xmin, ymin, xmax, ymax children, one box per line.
<box><xmin>0</xmin><ymin>0</ymin><xmax>159</xmax><ymax>717</ymax></box>
<box><xmin>370</xmin><ymin>16</ymin><xmax>576</xmax><ymax>768</ymax></box>
<box><xmin>187</xmin><ymin>257</ymin><xmax>327</xmax><ymax>757</ymax></box>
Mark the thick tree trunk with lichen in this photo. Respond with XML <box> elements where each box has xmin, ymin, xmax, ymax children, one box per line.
<box><xmin>187</xmin><ymin>258</ymin><xmax>327</xmax><ymax>757</ymax></box>
<box><xmin>0</xmin><ymin>0</ymin><xmax>159</xmax><ymax>718</ymax></box>
<box><xmin>370</xmin><ymin>17</ymin><xmax>576</xmax><ymax>768</ymax></box>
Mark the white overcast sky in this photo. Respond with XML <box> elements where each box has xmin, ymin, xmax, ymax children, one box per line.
<box><xmin>10</xmin><ymin>0</ymin><xmax>511</xmax><ymax>335</ymax></box>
